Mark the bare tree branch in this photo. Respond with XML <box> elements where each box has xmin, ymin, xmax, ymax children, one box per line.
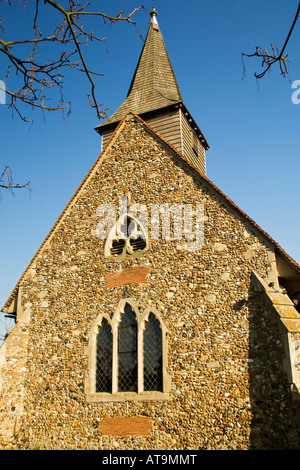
<box><xmin>0</xmin><ymin>1</ymin><xmax>144</xmax><ymax>122</ymax></box>
<box><xmin>0</xmin><ymin>165</ymin><xmax>30</xmax><ymax>193</ymax></box>
<box><xmin>242</xmin><ymin>1</ymin><xmax>300</xmax><ymax>80</ymax></box>
<box><xmin>0</xmin><ymin>1</ymin><xmax>144</xmax><ymax>193</ymax></box>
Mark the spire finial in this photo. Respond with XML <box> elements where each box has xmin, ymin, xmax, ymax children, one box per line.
<box><xmin>150</xmin><ymin>2</ymin><xmax>158</xmax><ymax>26</ymax></box>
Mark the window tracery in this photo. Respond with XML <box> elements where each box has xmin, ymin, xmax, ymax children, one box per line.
<box><xmin>85</xmin><ymin>299</ymin><xmax>170</xmax><ymax>402</ymax></box>
<box><xmin>104</xmin><ymin>214</ymin><xmax>148</xmax><ymax>260</ymax></box>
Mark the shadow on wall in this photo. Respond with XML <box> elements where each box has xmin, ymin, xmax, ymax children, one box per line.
<box><xmin>246</xmin><ymin>275</ymin><xmax>300</xmax><ymax>450</ymax></box>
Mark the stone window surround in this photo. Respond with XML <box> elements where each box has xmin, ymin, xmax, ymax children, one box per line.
<box><xmin>85</xmin><ymin>298</ymin><xmax>170</xmax><ymax>402</ymax></box>
<box><xmin>104</xmin><ymin>213</ymin><xmax>148</xmax><ymax>261</ymax></box>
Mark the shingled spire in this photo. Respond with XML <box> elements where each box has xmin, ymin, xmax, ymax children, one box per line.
<box><xmin>96</xmin><ymin>8</ymin><xmax>209</xmax><ymax>175</ymax></box>
<box><xmin>98</xmin><ymin>9</ymin><xmax>182</xmax><ymax>124</ymax></box>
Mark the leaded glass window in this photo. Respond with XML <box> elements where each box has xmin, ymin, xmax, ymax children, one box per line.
<box><xmin>143</xmin><ymin>313</ymin><xmax>163</xmax><ymax>392</ymax></box>
<box><xmin>96</xmin><ymin>318</ymin><xmax>113</xmax><ymax>393</ymax></box>
<box><xmin>118</xmin><ymin>303</ymin><xmax>138</xmax><ymax>392</ymax></box>
<box><xmin>87</xmin><ymin>301</ymin><xmax>169</xmax><ymax>400</ymax></box>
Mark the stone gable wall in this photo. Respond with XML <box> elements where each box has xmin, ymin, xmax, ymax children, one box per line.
<box><xmin>1</xmin><ymin>118</ymin><xmax>300</xmax><ymax>449</ymax></box>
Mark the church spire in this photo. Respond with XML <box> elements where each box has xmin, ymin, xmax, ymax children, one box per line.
<box><xmin>96</xmin><ymin>7</ymin><xmax>183</xmax><ymax>130</ymax></box>
<box><xmin>96</xmin><ymin>7</ymin><xmax>209</xmax><ymax>175</ymax></box>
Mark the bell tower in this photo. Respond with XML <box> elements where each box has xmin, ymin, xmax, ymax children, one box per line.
<box><xmin>95</xmin><ymin>8</ymin><xmax>209</xmax><ymax>175</ymax></box>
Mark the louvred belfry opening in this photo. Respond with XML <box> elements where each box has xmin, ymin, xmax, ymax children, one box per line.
<box><xmin>105</xmin><ymin>214</ymin><xmax>148</xmax><ymax>260</ymax></box>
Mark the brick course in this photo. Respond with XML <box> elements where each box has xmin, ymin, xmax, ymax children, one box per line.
<box><xmin>99</xmin><ymin>417</ymin><xmax>152</xmax><ymax>436</ymax></box>
<box><xmin>104</xmin><ymin>267</ymin><xmax>150</xmax><ymax>288</ymax></box>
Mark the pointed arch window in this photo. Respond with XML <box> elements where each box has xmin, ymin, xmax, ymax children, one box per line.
<box><xmin>118</xmin><ymin>303</ymin><xmax>138</xmax><ymax>392</ymax></box>
<box><xmin>144</xmin><ymin>313</ymin><xmax>163</xmax><ymax>392</ymax></box>
<box><xmin>85</xmin><ymin>300</ymin><xmax>170</xmax><ymax>402</ymax></box>
<box><xmin>96</xmin><ymin>318</ymin><xmax>113</xmax><ymax>393</ymax></box>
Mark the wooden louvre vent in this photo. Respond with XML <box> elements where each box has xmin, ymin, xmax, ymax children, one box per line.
<box><xmin>105</xmin><ymin>215</ymin><xmax>148</xmax><ymax>260</ymax></box>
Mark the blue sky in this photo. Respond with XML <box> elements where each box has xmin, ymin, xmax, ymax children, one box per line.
<box><xmin>1</xmin><ymin>0</ymin><xmax>300</xmax><ymax>340</ymax></box>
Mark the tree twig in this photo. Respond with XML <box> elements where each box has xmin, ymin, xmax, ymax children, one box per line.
<box><xmin>0</xmin><ymin>165</ymin><xmax>30</xmax><ymax>192</ymax></box>
<box><xmin>0</xmin><ymin>1</ymin><xmax>144</xmax><ymax>121</ymax></box>
<box><xmin>242</xmin><ymin>1</ymin><xmax>300</xmax><ymax>80</ymax></box>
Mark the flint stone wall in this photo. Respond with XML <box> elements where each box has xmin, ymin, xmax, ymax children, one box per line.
<box><xmin>1</xmin><ymin>117</ymin><xmax>300</xmax><ymax>449</ymax></box>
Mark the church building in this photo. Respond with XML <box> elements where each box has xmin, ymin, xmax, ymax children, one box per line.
<box><xmin>1</xmin><ymin>8</ymin><xmax>300</xmax><ymax>450</ymax></box>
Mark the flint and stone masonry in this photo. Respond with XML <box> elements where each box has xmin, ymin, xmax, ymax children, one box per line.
<box><xmin>1</xmin><ymin>9</ymin><xmax>300</xmax><ymax>450</ymax></box>
<box><xmin>1</xmin><ymin>116</ymin><xmax>300</xmax><ymax>450</ymax></box>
